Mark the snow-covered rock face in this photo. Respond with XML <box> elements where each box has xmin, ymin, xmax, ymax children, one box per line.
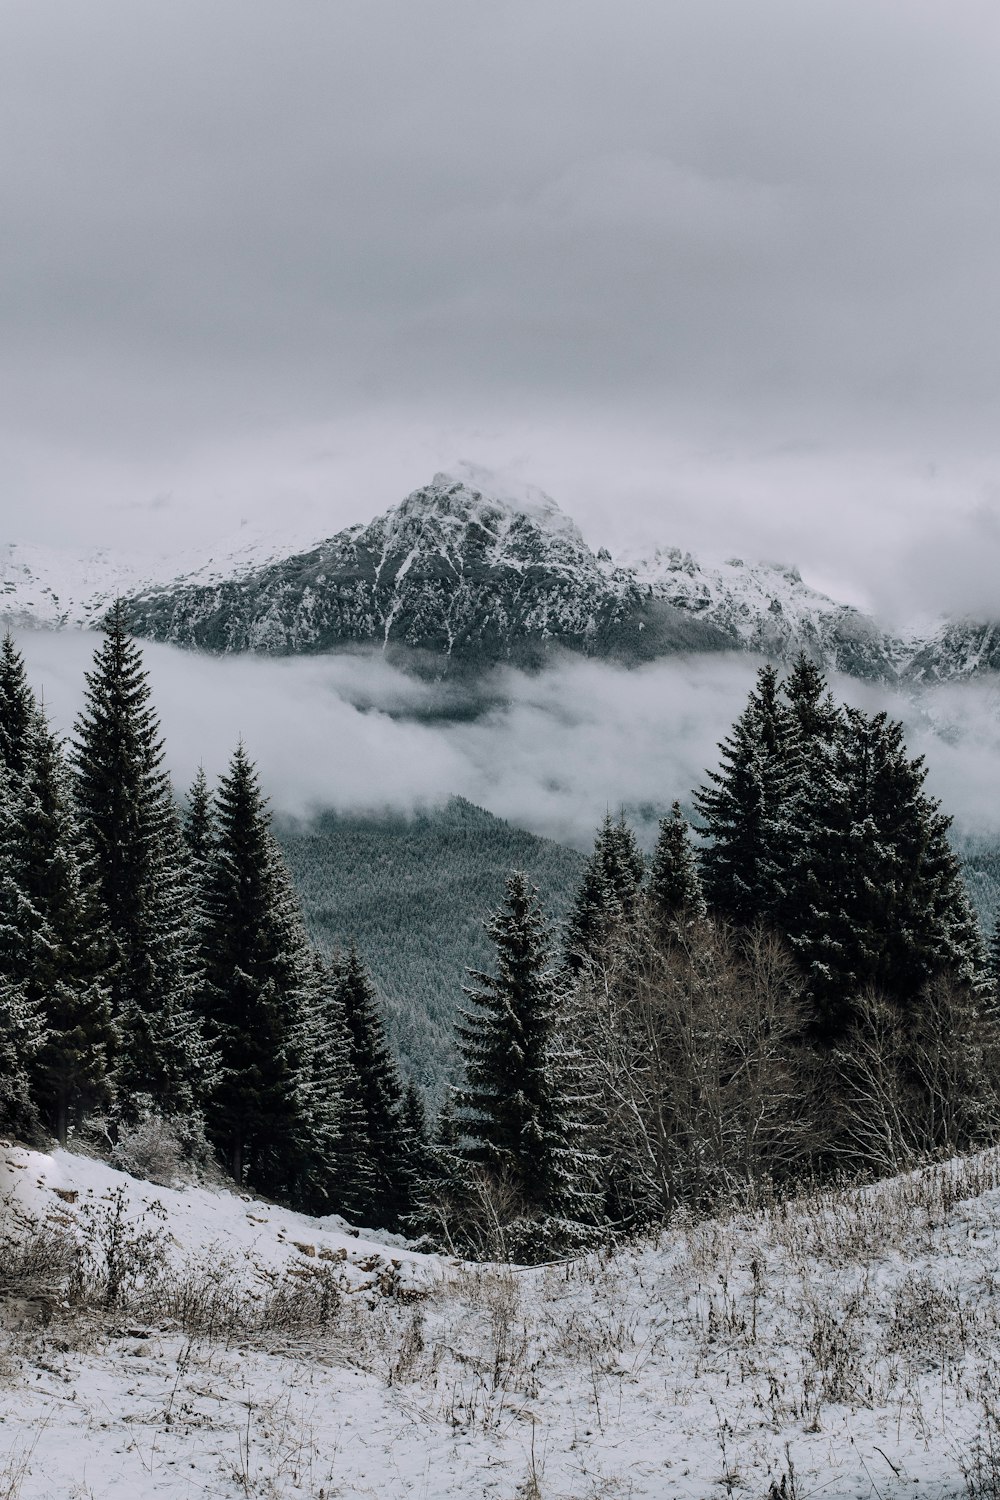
<box><xmin>84</xmin><ymin>473</ymin><xmax>656</xmax><ymax>671</ymax></box>
<box><xmin>0</xmin><ymin>469</ymin><xmax>994</xmax><ymax>682</ymax></box>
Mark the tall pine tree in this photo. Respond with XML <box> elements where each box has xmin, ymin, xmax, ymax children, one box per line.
<box><xmin>647</xmin><ymin>802</ymin><xmax>706</xmax><ymax>941</ymax></box>
<box><xmin>333</xmin><ymin>945</ymin><xmax>408</xmax><ymax>1229</ymax></box>
<box><xmin>0</xmin><ymin>632</ymin><xmax>36</xmax><ymax>780</ymax></box>
<box><xmin>695</xmin><ymin>664</ymin><xmax>793</xmax><ymax>926</ymax></box>
<box><xmin>0</xmin><ymin>710</ymin><xmax>115</xmax><ymax>1141</ymax></box>
<box><xmin>72</xmin><ymin>605</ymin><xmax>209</xmax><ymax>1119</ymax></box>
<box><xmin>564</xmin><ymin>813</ymin><xmax>645</xmax><ymax>971</ymax></box>
<box><xmin>284</xmin><ymin>952</ymin><xmax>354</xmax><ymax>1214</ymax></box>
<box><xmin>456</xmin><ymin>872</ymin><xmax>594</xmax><ymax>1245</ymax></box>
<box><xmin>201</xmin><ymin>743</ymin><xmax>315</xmax><ymax>1194</ymax></box>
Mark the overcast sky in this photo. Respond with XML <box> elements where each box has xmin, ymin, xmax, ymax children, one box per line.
<box><xmin>3</xmin><ymin>0</ymin><xmax>1000</xmax><ymax>622</ymax></box>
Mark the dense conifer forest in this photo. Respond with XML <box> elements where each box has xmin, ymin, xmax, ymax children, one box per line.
<box><xmin>2</xmin><ymin>618</ymin><xmax>999</xmax><ymax>1262</ymax></box>
<box><xmin>275</xmin><ymin>800</ymin><xmax>585</xmax><ymax>1096</ymax></box>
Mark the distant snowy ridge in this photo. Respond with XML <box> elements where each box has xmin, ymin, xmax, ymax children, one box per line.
<box><xmin>2</xmin><ymin>469</ymin><xmax>995</xmax><ymax>682</ymax></box>
<box><xmin>0</xmin><ymin>518</ymin><xmax>310</xmax><ymax>632</ymax></box>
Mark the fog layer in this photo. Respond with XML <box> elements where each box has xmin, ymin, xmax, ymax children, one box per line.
<box><xmin>15</xmin><ymin>631</ymin><xmax>1000</xmax><ymax>849</ymax></box>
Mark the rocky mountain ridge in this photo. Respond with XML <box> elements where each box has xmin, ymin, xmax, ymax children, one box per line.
<box><xmin>1</xmin><ymin>471</ymin><xmax>993</xmax><ymax>682</ymax></box>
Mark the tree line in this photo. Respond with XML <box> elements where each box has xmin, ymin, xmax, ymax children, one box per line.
<box><xmin>1</xmin><ymin>621</ymin><xmax>995</xmax><ymax>1262</ymax></box>
<box><xmin>0</xmin><ymin>610</ymin><xmax>426</xmax><ymax>1230</ymax></box>
<box><xmin>420</xmin><ymin>656</ymin><xmax>998</xmax><ymax>1258</ymax></box>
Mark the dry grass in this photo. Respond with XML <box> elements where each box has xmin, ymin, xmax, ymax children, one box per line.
<box><xmin>5</xmin><ymin>1148</ymin><xmax>1000</xmax><ymax>1495</ymax></box>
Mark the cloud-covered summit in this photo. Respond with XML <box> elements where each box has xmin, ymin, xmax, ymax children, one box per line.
<box><xmin>2</xmin><ymin>1</ymin><xmax>1000</xmax><ymax>625</ymax></box>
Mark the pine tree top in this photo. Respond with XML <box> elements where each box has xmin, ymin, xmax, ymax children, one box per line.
<box><xmin>0</xmin><ymin>632</ymin><xmax>38</xmax><ymax>780</ymax></box>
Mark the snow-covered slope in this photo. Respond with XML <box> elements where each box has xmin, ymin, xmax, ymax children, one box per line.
<box><xmin>0</xmin><ymin>519</ymin><xmax>315</xmax><ymax>632</ymax></box>
<box><xmin>3</xmin><ymin>1139</ymin><xmax>1000</xmax><ymax>1497</ymax></box>
<box><xmin>106</xmin><ymin>471</ymin><xmax>901</xmax><ymax>677</ymax></box>
<box><xmin>631</xmin><ymin>544</ymin><xmax>899</xmax><ymax>679</ymax></box>
<box><xmin>1</xmin><ymin>468</ymin><xmax>994</xmax><ymax>683</ymax></box>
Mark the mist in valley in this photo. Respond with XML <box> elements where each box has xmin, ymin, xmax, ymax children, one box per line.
<box><xmin>14</xmin><ymin>625</ymin><xmax>1000</xmax><ymax>851</ymax></box>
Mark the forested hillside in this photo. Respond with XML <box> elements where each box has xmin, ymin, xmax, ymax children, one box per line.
<box><xmin>275</xmin><ymin>798</ymin><xmax>586</xmax><ymax>1097</ymax></box>
<box><xmin>957</xmin><ymin>835</ymin><xmax>1000</xmax><ymax>934</ymax></box>
<box><xmin>274</xmin><ymin>797</ymin><xmax>1000</xmax><ymax>1102</ymax></box>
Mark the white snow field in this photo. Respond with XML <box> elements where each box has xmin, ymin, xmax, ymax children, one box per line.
<box><xmin>2</xmin><ymin>1143</ymin><xmax>1000</xmax><ymax>1498</ymax></box>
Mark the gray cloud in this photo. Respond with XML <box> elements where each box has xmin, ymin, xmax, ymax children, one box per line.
<box><xmin>14</xmin><ymin>629</ymin><xmax>1000</xmax><ymax>850</ymax></box>
<box><xmin>2</xmin><ymin>1</ymin><xmax>1000</xmax><ymax>619</ymax></box>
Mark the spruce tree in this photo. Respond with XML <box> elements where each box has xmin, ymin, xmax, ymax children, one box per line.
<box><xmin>564</xmin><ymin>813</ymin><xmax>645</xmax><ymax>971</ymax></box>
<box><xmin>334</xmin><ymin>944</ymin><xmax>408</xmax><ymax>1229</ymax></box>
<box><xmin>989</xmin><ymin>913</ymin><xmax>1000</xmax><ymax>1001</ymax></box>
<box><xmin>647</xmin><ymin>802</ymin><xmax>706</xmax><ymax>940</ymax></box>
<box><xmin>201</xmin><ymin>743</ymin><xmax>314</xmax><ymax>1194</ymax></box>
<box><xmin>0</xmin><ymin>633</ymin><xmax>36</xmax><ymax>779</ymax></box>
<box><xmin>288</xmin><ymin>953</ymin><xmax>353</xmax><ymax>1214</ymax></box>
<box><xmin>783</xmin><ymin>653</ymin><xmax>840</xmax><ymax>744</ymax></box>
<box><xmin>456</xmin><ymin>872</ymin><xmax>593</xmax><ymax>1242</ymax></box>
<box><xmin>0</xmin><ymin>764</ymin><xmax>46</xmax><ymax>1139</ymax></box>
<box><xmin>0</xmin><ymin>976</ymin><xmax>44</xmax><ymax>1142</ymax></box>
<box><xmin>72</xmin><ymin>605</ymin><xmax>209</xmax><ymax>1118</ymax></box>
<box><xmin>785</xmin><ymin>706</ymin><xmax>982</xmax><ymax>1042</ymax></box>
<box><xmin>398</xmin><ymin>1080</ymin><xmax>432</xmax><ymax>1220</ymax></box>
<box><xmin>183</xmin><ymin>767</ymin><xmax>214</xmax><ymax>882</ymax></box>
<box><xmin>406</xmin><ymin>1091</ymin><xmax>466</xmax><ymax>1246</ymax></box>
<box><xmin>695</xmin><ymin>664</ymin><xmax>792</xmax><ymax>926</ymax></box>
<box><xmin>0</xmin><ymin>714</ymin><xmax>115</xmax><ymax>1141</ymax></box>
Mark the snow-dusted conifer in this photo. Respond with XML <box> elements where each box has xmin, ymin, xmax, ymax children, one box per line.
<box><xmin>456</xmin><ymin>872</ymin><xmax>594</xmax><ymax>1246</ymax></box>
<box><xmin>334</xmin><ymin>945</ymin><xmax>408</xmax><ymax>1229</ymax></box>
<box><xmin>200</xmin><ymin>743</ymin><xmax>314</xmax><ymax>1192</ymax></box>
<box><xmin>564</xmin><ymin>813</ymin><xmax>645</xmax><ymax>971</ymax></box>
<box><xmin>72</xmin><ymin>604</ymin><xmax>209</xmax><ymax>1118</ymax></box>
<box><xmin>397</xmin><ymin>1080</ymin><xmax>432</xmax><ymax>1218</ymax></box>
<box><xmin>183</xmin><ymin>766</ymin><xmax>214</xmax><ymax>882</ymax></box>
<box><xmin>0</xmin><ymin>764</ymin><xmax>46</xmax><ymax>1139</ymax></box>
<box><xmin>989</xmin><ymin>913</ymin><xmax>1000</xmax><ymax>1001</ymax></box>
<box><xmin>289</xmin><ymin>952</ymin><xmax>353</xmax><ymax>1214</ymax></box>
<box><xmin>695</xmin><ymin>664</ymin><xmax>792</xmax><ymax>926</ymax></box>
<box><xmin>647</xmin><ymin>802</ymin><xmax>706</xmax><ymax>940</ymax></box>
<box><xmin>0</xmin><ymin>713</ymin><xmax>115</xmax><ymax>1141</ymax></box>
<box><xmin>0</xmin><ymin>632</ymin><xmax>36</xmax><ymax>779</ymax></box>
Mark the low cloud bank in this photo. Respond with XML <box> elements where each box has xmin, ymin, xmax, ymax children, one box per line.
<box><xmin>14</xmin><ymin>630</ymin><xmax>1000</xmax><ymax>850</ymax></box>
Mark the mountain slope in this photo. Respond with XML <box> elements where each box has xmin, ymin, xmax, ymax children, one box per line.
<box><xmin>274</xmin><ymin>797</ymin><xmax>586</xmax><ymax>1096</ymax></box>
<box><xmin>6</xmin><ymin>468</ymin><xmax>999</xmax><ymax>683</ymax></box>
<box><xmin>117</xmin><ymin>471</ymin><xmax>897</xmax><ymax>675</ymax></box>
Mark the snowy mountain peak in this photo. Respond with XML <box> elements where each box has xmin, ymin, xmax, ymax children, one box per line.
<box><xmin>428</xmin><ymin>463</ymin><xmax>583</xmax><ymax>540</ymax></box>
<box><xmin>391</xmin><ymin>468</ymin><xmax>586</xmax><ymax>552</ymax></box>
<box><xmin>3</xmin><ymin>469</ymin><xmax>999</xmax><ymax>684</ymax></box>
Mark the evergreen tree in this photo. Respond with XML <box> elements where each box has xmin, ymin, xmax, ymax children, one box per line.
<box><xmin>0</xmin><ymin>633</ymin><xmax>36</xmax><ymax>779</ymax></box>
<box><xmin>989</xmin><ymin>913</ymin><xmax>1000</xmax><ymax>1001</ymax></box>
<box><xmin>564</xmin><ymin>813</ymin><xmax>645</xmax><ymax>971</ymax></box>
<box><xmin>405</xmin><ymin>1091</ymin><xmax>466</xmax><ymax>1247</ymax></box>
<box><xmin>201</xmin><ymin>743</ymin><xmax>314</xmax><ymax>1194</ymax></box>
<box><xmin>456</xmin><ymin>872</ymin><xmax>593</xmax><ymax>1240</ymax></box>
<box><xmin>183</xmin><ymin>767</ymin><xmax>216</xmax><ymax>1017</ymax></box>
<box><xmin>0</xmin><ymin>975</ymin><xmax>44</xmax><ymax>1142</ymax></box>
<box><xmin>0</xmin><ymin>714</ymin><xmax>115</xmax><ymax>1141</ymax></box>
<box><xmin>334</xmin><ymin>944</ymin><xmax>408</xmax><ymax>1229</ymax></box>
<box><xmin>398</xmin><ymin>1079</ymin><xmax>432</xmax><ymax>1219</ymax></box>
<box><xmin>695</xmin><ymin>664</ymin><xmax>792</xmax><ymax>926</ymax></box>
<box><xmin>647</xmin><ymin>802</ymin><xmax>706</xmax><ymax>940</ymax></box>
<box><xmin>0</xmin><ymin>763</ymin><xmax>46</xmax><ymax>1139</ymax></box>
<box><xmin>183</xmin><ymin>766</ymin><xmax>214</xmax><ymax>882</ymax></box>
<box><xmin>783</xmin><ymin>653</ymin><xmax>840</xmax><ymax>745</ymax></box>
<box><xmin>72</xmin><ymin>604</ymin><xmax>208</xmax><ymax>1117</ymax></box>
<box><xmin>288</xmin><ymin>953</ymin><xmax>353</xmax><ymax>1214</ymax></box>
<box><xmin>785</xmin><ymin>706</ymin><xmax>982</xmax><ymax>1042</ymax></box>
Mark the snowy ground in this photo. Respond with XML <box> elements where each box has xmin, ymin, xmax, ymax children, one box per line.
<box><xmin>2</xmin><ymin>1145</ymin><xmax>1000</xmax><ymax>1498</ymax></box>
